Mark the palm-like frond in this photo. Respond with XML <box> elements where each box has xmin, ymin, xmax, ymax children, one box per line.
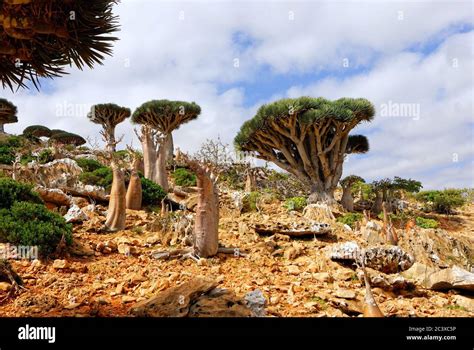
<box><xmin>0</xmin><ymin>0</ymin><xmax>120</xmax><ymax>90</ymax></box>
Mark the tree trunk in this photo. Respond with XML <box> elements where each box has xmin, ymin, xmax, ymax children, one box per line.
<box><xmin>244</xmin><ymin>171</ymin><xmax>256</xmax><ymax>192</ymax></box>
<box><xmin>341</xmin><ymin>186</ymin><xmax>354</xmax><ymax>212</ymax></box>
<box><xmin>372</xmin><ymin>191</ymin><xmax>383</xmax><ymax>214</ymax></box>
<box><xmin>105</xmin><ymin>163</ymin><xmax>126</xmax><ymax>231</ymax></box>
<box><xmin>194</xmin><ymin>170</ymin><xmax>219</xmax><ymax>258</ymax></box>
<box><xmin>362</xmin><ymin>267</ymin><xmax>384</xmax><ymax>317</ymax></box>
<box><xmin>308</xmin><ymin>183</ymin><xmax>336</xmax><ymax>204</ymax></box>
<box><xmin>176</xmin><ymin>152</ymin><xmax>219</xmax><ymax>258</ymax></box>
<box><xmin>165</xmin><ymin>133</ymin><xmax>174</xmax><ymax>163</ymax></box>
<box><xmin>105</xmin><ymin>126</ymin><xmax>116</xmax><ymax>153</ymax></box>
<box><xmin>0</xmin><ymin>123</ymin><xmax>4</xmax><ymax>134</ymax></box>
<box><xmin>140</xmin><ymin>127</ymin><xmax>157</xmax><ymax>181</ymax></box>
<box><xmin>155</xmin><ymin>141</ymin><xmax>168</xmax><ymax>192</ymax></box>
<box><xmin>126</xmin><ymin>158</ymin><xmax>142</xmax><ymax>210</ymax></box>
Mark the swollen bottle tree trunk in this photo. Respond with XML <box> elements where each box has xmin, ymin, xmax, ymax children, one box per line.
<box><xmin>244</xmin><ymin>169</ymin><xmax>257</xmax><ymax>193</ymax></box>
<box><xmin>105</xmin><ymin>162</ymin><xmax>126</xmax><ymax>231</ymax></box>
<box><xmin>126</xmin><ymin>157</ymin><xmax>142</xmax><ymax>210</ymax></box>
<box><xmin>372</xmin><ymin>191</ymin><xmax>383</xmax><ymax>214</ymax></box>
<box><xmin>341</xmin><ymin>185</ymin><xmax>354</xmax><ymax>212</ymax></box>
<box><xmin>362</xmin><ymin>266</ymin><xmax>384</xmax><ymax>317</ymax></box>
<box><xmin>176</xmin><ymin>152</ymin><xmax>219</xmax><ymax>258</ymax></box>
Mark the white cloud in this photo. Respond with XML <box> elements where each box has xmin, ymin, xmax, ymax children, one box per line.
<box><xmin>1</xmin><ymin>0</ymin><xmax>472</xmax><ymax>189</ymax></box>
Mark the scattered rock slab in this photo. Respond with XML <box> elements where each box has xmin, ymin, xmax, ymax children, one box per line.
<box><xmin>0</xmin><ymin>282</ymin><xmax>12</xmax><ymax>292</ymax></box>
<box><xmin>64</xmin><ymin>204</ymin><xmax>89</xmax><ymax>223</ymax></box>
<box><xmin>453</xmin><ymin>295</ymin><xmax>474</xmax><ymax>312</ymax></box>
<box><xmin>52</xmin><ymin>260</ymin><xmax>69</xmax><ymax>270</ymax></box>
<box><xmin>244</xmin><ymin>289</ymin><xmax>267</xmax><ymax>317</ymax></box>
<box><xmin>255</xmin><ymin>222</ymin><xmax>331</xmax><ymax>237</ymax></box>
<box><xmin>426</xmin><ymin>266</ymin><xmax>474</xmax><ymax>292</ymax></box>
<box><xmin>130</xmin><ymin>278</ymin><xmax>253</xmax><ymax>317</ymax></box>
<box><xmin>35</xmin><ymin>187</ymin><xmax>71</xmax><ymax>207</ymax></box>
<box><xmin>334</xmin><ymin>289</ymin><xmax>356</xmax><ymax>300</ymax></box>
<box><xmin>329</xmin><ymin>242</ymin><xmax>415</xmax><ymax>274</ymax></box>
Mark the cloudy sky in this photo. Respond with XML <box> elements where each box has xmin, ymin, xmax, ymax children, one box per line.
<box><xmin>2</xmin><ymin>0</ymin><xmax>473</xmax><ymax>189</ymax></box>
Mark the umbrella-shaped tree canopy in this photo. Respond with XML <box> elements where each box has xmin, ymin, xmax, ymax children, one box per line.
<box><xmin>23</xmin><ymin>125</ymin><xmax>52</xmax><ymax>138</ymax></box>
<box><xmin>50</xmin><ymin>131</ymin><xmax>86</xmax><ymax>146</ymax></box>
<box><xmin>0</xmin><ymin>98</ymin><xmax>18</xmax><ymax>133</ymax></box>
<box><xmin>0</xmin><ymin>0</ymin><xmax>120</xmax><ymax>90</ymax></box>
<box><xmin>132</xmin><ymin>100</ymin><xmax>201</xmax><ymax>134</ymax></box>
<box><xmin>87</xmin><ymin>103</ymin><xmax>130</xmax><ymax>152</ymax></box>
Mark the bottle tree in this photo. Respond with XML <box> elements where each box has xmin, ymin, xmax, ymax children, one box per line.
<box><xmin>0</xmin><ymin>98</ymin><xmax>18</xmax><ymax>134</ymax></box>
<box><xmin>235</xmin><ymin>97</ymin><xmax>374</xmax><ymax>203</ymax></box>
<box><xmin>340</xmin><ymin>175</ymin><xmax>365</xmax><ymax>212</ymax></box>
<box><xmin>132</xmin><ymin>100</ymin><xmax>201</xmax><ymax>191</ymax></box>
<box><xmin>87</xmin><ymin>104</ymin><xmax>131</xmax><ymax>152</ymax></box>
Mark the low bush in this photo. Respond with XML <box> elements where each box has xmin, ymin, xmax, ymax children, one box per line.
<box><xmin>337</xmin><ymin>212</ymin><xmax>363</xmax><ymax>229</ymax></box>
<box><xmin>242</xmin><ymin>191</ymin><xmax>261</xmax><ymax>212</ymax></box>
<box><xmin>284</xmin><ymin>196</ymin><xmax>307</xmax><ymax>211</ymax></box>
<box><xmin>0</xmin><ymin>201</ymin><xmax>72</xmax><ymax>256</ymax></box>
<box><xmin>140</xmin><ymin>177</ymin><xmax>167</xmax><ymax>205</ymax></box>
<box><xmin>415</xmin><ymin>216</ymin><xmax>438</xmax><ymax>229</ymax></box>
<box><xmin>172</xmin><ymin>168</ymin><xmax>197</xmax><ymax>187</ymax></box>
<box><xmin>37</xmin><ymin>149</ymin><xmax>54</xmax><ymax>164</ymax></box>
<box><xmin>75</xmin><ymin>158</ymin><xmax>105</xmax><ymax>172</ymax></box>
<box><xmin>416</xmin><ymin>189</ymin><xmax>466</xmax><ymax>214</ymax></box>
<box><xmin>0</xmin><ymin>178</ymin><xmax>43</xmax><ymax>209</ymax></box>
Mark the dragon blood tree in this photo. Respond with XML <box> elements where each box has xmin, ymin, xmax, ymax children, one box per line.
<box><xmin>23</xmin><ymin>125</ymin><xmax>52</xmax><ymax>138</ymax></box>
<box><xmin>235</xmin><ymin>97</ymin><xmax>374</xmax><ymax>203</ymax></box>
<box><xmin>132</xmin><ymin>100</ymin><xmax>201</xmax><ymax>191</ymax></box>
<box><xmin>49</xmin><ymin>132</ymin><xmax>86</xmax><ymax>147</ymax></box>
<box><xmin>0</xmin><ymin>0</ymin><xmax>119</xmax><ymax>90</ymax></box>
<box><xmin>340</xmin><ymin>175</ymin><xmax>364</xmax><ymax>212</ymax></box>
<box><xmin>0</xmin><ymin>98</ymin><xmax>18</xmax><ymax>134</ymax></box>
<box><xmin>87</xmin><ymin>104</ymin><xmax>131</xmax><ymax>152</ymax></box>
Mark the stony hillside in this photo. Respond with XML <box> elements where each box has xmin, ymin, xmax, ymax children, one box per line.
<box><xmin>0</xmin><ymin>142</ymin><xmax>473</xmax><ymax>318</ymax></box>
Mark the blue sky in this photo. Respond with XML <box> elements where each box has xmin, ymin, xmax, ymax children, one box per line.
<box><xmin>2</xmin><ymin>0</ymin><xmax>473</xmax><ymax>189</ymax></box>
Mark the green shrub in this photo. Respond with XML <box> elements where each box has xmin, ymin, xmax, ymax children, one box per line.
<box><xmin>79</xmin><ymin>166</ymin><xmax>113</xmax><ymax>189</ymax></box>
<box><xmin>140</xmin><ymin>177</ymin><xmax>167</xmax><ymax>205</ymax></box>
<box><xmin>0</xmin><ymin>201</ymin><xmax>72</xmax><ymax>256</ymax></box>
<box><xmin>75</xmin><ymin>158</ymin><xmax>105</xmax><ymax>172</ymax></box>
<box><xmin>220</xmin><ymin>167</ymin><xmax>242</xmax><ymax>190</ymax></box>
<box><xmin>3</xmin><ymin>135</ymin><xmax>23</xmax><ymax>148</ymax></box>
<box><xmin>0</xmin><ymin>178</ymin><xmax>43</xmax><ymax>209</ymax></box>
<box><xmin>0</xmin><ymin>136</ymin><xmax>24</xmax><ymax>165</ymax></box>
<box><xmin>0</xmin><ymin>145</ymin><xmax>15</xmax><ymax>165</ymax></box>
<box><xmin>337</xmin><ymin>213</ymin><xmax>363</xmax><ymax>229</ymax></box>
<box><xmin>416</xmin><ymin>217</ymin><xmax>439</xmax><ymax>229</ymax></box>
<box><xmin>242</xmin><ymin>191</ymin><xmax>261</xmax><ymax>212</ymax></box>
<box><xmin>114</xmin><ymin>150</ymin><xmax>129</xmax><ymax>160</ymax></box>
<box><xmin>20</xmin><ymin>153</ymin><xmax>36</xmax><ymax>165</ymax></box>
<box><xmin>37</xmin><ymin>149</ymin><xmax>54</xmax><ymax>164</ymax></box>
<box><xmin>172</xmin><ymin>168</ymin><xmax>197</xmax><ymax>187</ymax></box>
<box><xmin>284</xmin><ymin>196</ymin><xmax>307</xmax><ymax>211</ymax></box>
<box><xmin>416</xmin><ymin>189</ymin><xmax>466</xmax><ymax>214</ymax></box>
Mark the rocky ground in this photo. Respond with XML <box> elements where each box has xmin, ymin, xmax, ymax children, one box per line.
<box><xmin>0</xmin><ymin>195</ymin><xmax>473</xmax><ymax>317</ymax></box>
